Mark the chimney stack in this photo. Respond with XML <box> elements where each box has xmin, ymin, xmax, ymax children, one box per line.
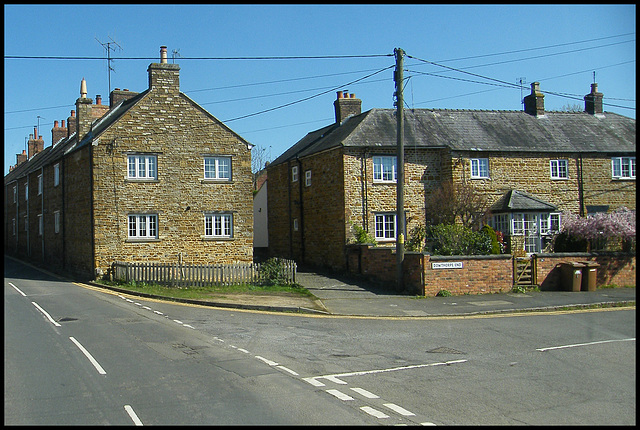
<box><xmin>27</xmin><ymin>126</ymin><xmax>44</xmax><ymax>159</ymax></box>
<box><xmin>523</xmin><ymin>82</ymin><xmax>545</xmax><ymax>117</ymax></box>
<box><xmin>334</xmin><ymin>90</ymin><xmax>362</xmax><ymax>124</ymax></box>
<box><xmin>16</xmin><ymin>149</ymin><xmax>28</xmax><ymax>166</ymax></box>
<box><xmin>67</xmin><ymin>110</ymin><xmax>76</xmax><ymax>138</ymax></box>
<box><xmin>52</xmin><ymin>119</ymin><xmax>67</xmax><ymax>145</ymax></box>
<box><xmin>584</xmin><ymin>83</ymin><xmax>604</xmax><ymax>116</ymax></box>
<box><xmin>76</xmin><ymin>78</ymin><xmax>93</xmax><ymax>139</ymax></box>
<box><xmin>92</xmin><ymin>94</ymin><xmax>109</xmax><ymax>119</ymax></box>
<box><xmin>148</xmin><ymin>45</ymin><xmax>180</xmax><ymax>94</ymax></box>
<box><xmin>109</xmin><ymin>88</ymin><xmax>139</xmax><ymax>107</ymax></box>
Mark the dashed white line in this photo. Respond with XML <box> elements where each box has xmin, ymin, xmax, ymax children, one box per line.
<box><xmin>537</xmin><ymin>337</ymin><xmax>636</xmax><ymax>352</ymax></box>
<box><xmin>124</xmin><ymin>405</ymin><xmax>143</xmax><ymax>426</ymax></box>
<box><xmin>384</xmin><ymin>402</ymin><xmax>415</xmax><ymax>416</ymax></box>
<box><xmin>350</xmin><ymin>387</ymin><xmax>379</xmax><ymax>399</ymax></box>
<box><xmin>8</xmin><ymin>282</ymin><xmax>27</xmax><ymax>296</ymax></box>
<box><xmin>237</xmin><ymin>348</ymin><xmax>249</xmax><ymax>354</ymax></box>
<box><xmin>31</xmin><ymin>302</ymin><xmax>61</xmax><ymax>327</ymax></box>
<box><xmin>255</xmin><ymin>355</ymin><xmax>279</xmax><ymax>366</ymax></box>
<box><xmin>326</xmin><ymin>389</ymin><xmax>354</xmax><ymax>401</ymax></box>
<box><xmin>277</xmin><ymin>365</ymin><xmax>299</xmax><ymax>376</ymax></box>
<box><xmin>360</xmin><ymin>406</ymin><xmax>389</xmax><ymax>419</ymax></box>
<box><xmin>173</xmin><ymin>319</ymin><xmax>183</xmax><ymax>324</ymax></box>
<box><xmin>69</xmin><ymin>337</ymin><xmax>106</xmax><ymax>375</ymax></box>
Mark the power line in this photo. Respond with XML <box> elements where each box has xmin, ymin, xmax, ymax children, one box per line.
<box><xmin>4</xmin><ymin>53</ymin><xmax>393</xmax><ymax>60</ymax></box>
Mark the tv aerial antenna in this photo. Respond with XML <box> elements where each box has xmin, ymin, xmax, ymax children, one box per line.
<box><xmin>517</xmin><ymin>77</ymin><xmax>527</xmax><ymax>109</ymax></box>
<box><xmin>96</xmin><ymin>36</ymin><xmax>122</xmax><ymax>96</ymax></box>
<box><xmin>172</xmin><ymin>48</ymin><xmax>181</xmax><ymax>63</ymax></box>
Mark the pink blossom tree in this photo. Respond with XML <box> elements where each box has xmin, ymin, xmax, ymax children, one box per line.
<box><xmin>560</xmin><ymin>207</ymin><xmax>636</xmax><ymax>251</ymax></box>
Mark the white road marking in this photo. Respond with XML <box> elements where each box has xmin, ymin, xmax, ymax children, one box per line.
<box><xmin>277</xmin><ymin>365</ymin><xmax>299</xmax><ymax>376</ymax></box>
<box><xmin>384</xmin><ymin>403</ymin><xmax>415</xmax><ymax>416</ymax></box>
<box><xmin>142</xmin><ymin>306</ymin><xmax>151</xmax><ymax>310</ymax></box>
<box><xmin>537</xmin><ymin>337</ymin><xmax>635</xmax><ymax>352</ymax></box>
<box><xmin>8</xmin><ymin>282</ymin><xmax>27</xmax><ymax>296</ymax></box>
<box><xmin>326</xmin><ymin>389</ymin><xmax>354</xmax><ymax>401</ymax></box>
<box><xmin>255</xmin><ymin>355</ymin><xmax>279</xmax><ymax>366</ymax></box>
<box><xmin>183</xmin><ymin>324</ymin><xmax>195</xmax><ymax>329</ymax></box>
<box><xmin>173</xmin><ymin>319</ymin><xmax>183</xmax><ymax>324</ymax></box>
<box><xmin>302</xmin><ymin>377</ymin><xmax>326</xmax><ymax>387</ymax></box>
<box><xmin>69</xmin><ymin>337</ymin><xmax>106</xmax><ymax>375</ymax></box>
<box><xmin>307</xmin><ymin>359</ymin><xmax>467</xmax><ymax>385</ymax></box>
<box><xmin>324</xmin><ymin>375</ymin><xmax>347</xmax><ymax>384</ymax></box>
<box><xmin>153</xmin><ymin>310</ymin><xmax>163</xmax><ymax>315</ymax></box>
<box><xmin>237</xmin><ymin>348</ymin><xmax>249</xmax><ymax>354</ymax></box>
<box><xmin>360</xmin><ymin>406</ymin><xmax>389</xmax><ymax>418</ymax></box>
<box><xmin>350</xmin><ymin>387</ymin><xmax>379</xmax><ymax>399</ymax></box>
<box><xmin>124</xmin><ymin>405</ymin><xmax>143</xmax><ymax>426</ymax></box>
<box><xmin>31</xmin><ymin>302</ymin><xmax>61</xmax><ymax>327</ymax></box>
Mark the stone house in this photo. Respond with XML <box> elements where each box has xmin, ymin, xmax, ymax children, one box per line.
<box><xmin>4</xmin><ymin>46</ymin><xmax>254</xmax><ymax>280</ymax></box>
<box><xmin>266</xmin><ymin>84</ymin><xmax>635</xmax><ymax>271</ymax></box>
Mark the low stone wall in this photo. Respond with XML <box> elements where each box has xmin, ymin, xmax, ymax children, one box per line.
<box><xmin>346</xmin><ymin>244</ymin><xmax>636</xmax><ymax>296</ymax></box>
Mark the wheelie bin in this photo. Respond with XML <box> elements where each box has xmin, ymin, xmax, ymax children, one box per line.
<box><xmin>559</xmin><ymin>262</ymin><xmax>584</xmax><ymax>292</ymax></box>
<box><xmin>580</xmin><ymin>261</ymin><xmax>600</xmax><ymax>292</ymax></box>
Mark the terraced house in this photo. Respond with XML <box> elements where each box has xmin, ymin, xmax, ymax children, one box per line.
<box><xmin>267</xmin><ymin>83</ymin><xmax>635</xmax><ymax>271</ymax></box>
<box><xmin>4</xmin><ymin>46</ymin><xmax>254</xmax><ymax>280</ymax></box>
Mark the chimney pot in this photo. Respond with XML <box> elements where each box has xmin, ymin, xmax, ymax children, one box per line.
<box><xmin>96</xmin><ymin>95</ymin><xmax>102</xmax><ymax>105</ymax></box>
<box><xmin>54</xmin><ymin>120</ymin><xmax>59</xmax><ymax>128</ymax></box>
<box><xmin>336</xmin><ymin>91</ymin><xmax>343</xmax><ymax>99</ymax></box>
<box><xmin>22</xmin><ymin>150</ymin><xmax>26</xmax><ymax>155</ymax></box>
<box><xmin>61</xmin><ymin>119</ymin><xmax>65</xmax><ymax>127</ymax></box>
<box><xmin>160</xmin><ymin>46</ymin><xmax>168</xmax><ymax>63</ymax></box>
<box><xmin>80</xmin><ymin>77</ymin><xmax>87</xmax><ymax>98</ymax></box>
<box><xmin>350</xmin><ymin>93</ymin><xmax>355</xmax><ymax>98</ymax></box>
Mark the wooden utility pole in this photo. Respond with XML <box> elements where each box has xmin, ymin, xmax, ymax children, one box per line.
<box><xmin>395</xmin><ymin>48</ymin><xmax>405</xmax><ymax>292</ymax></box>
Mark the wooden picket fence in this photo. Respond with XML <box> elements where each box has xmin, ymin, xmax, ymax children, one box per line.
<box><xmin>111</xmin><ymin>259</ymin><xmax>296</xmax><ymax>287</ymax></box>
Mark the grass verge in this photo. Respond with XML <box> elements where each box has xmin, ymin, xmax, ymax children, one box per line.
<box><xmin>96</xmin><ymin>279</ymin><xmax>316</xmax><ymax>301</ymax></box>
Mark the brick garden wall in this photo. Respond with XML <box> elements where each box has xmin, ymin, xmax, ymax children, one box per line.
<box><xmin>347</xmin><ymin>244</ymin><xmax>635</xmax><ymax>296</ymax></box>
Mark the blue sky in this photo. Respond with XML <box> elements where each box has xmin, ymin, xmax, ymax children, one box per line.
<box><xmin>4</xmin><ymin>4</ymin><xmax>636</xmax><ymax>175</ymax></box>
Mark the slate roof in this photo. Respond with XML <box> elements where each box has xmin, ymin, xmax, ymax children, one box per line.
<box><xmin>490</xmin><ymin>189</ymin><xmax>558</xmax><ymax>212</ymax></box>
<box><xmin>271</xmin><ymin>108</ymin><xmax>636</xmax><ymax>166</ymax></box>
<box><xmin>5</xmin><ymin>87</ymin><xmax>252</xmax><ymax>184</ymax></box>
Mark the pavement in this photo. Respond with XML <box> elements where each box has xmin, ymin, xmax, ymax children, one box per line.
<box><xmin>8</xmin><ymin>254</ymin><xmax>634</xmax><ymax>318</ymax></box>
<box><xmin>100</xmin><ymin>268</ymin><xmax>636</xmax><ymax>318</ymax></box>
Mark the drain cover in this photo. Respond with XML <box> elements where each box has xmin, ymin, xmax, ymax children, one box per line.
<box><xmin>427</xmin><ymin>346</ymin><xmax>464</xmax><ymax>354</ymax></box>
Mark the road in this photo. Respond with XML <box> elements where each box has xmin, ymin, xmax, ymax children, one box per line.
<box><xmin>4</xmin><ymin>256</ymin><xmax>636</xmax><ymax>425</ymax></box>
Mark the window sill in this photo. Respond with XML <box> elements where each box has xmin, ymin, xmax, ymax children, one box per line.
<box><xmin>126</xmin><ymin>238</ymin><xmax>161</xmax><ymax>243</ymax></box>
<box><xmin>611</xmin><ymin>177</ymin><xmax>636</xmax><ymax>181</ymax></box>
<box><xmin>200</xmin><ymin>179</ymin><xmax>233</xmax><ymax>184</ymax></box>
<box><xmin>372</xmin><ymin>181</ymin><xmax>397</xmax><ymax>185</ymax></box>
<box><xmin>201</xmin><ymin>236</ymin><xmax>234</xmax><ymax>241</ymax></box>
<box><xmin>125</xmin><ymin>179</ymin><xmax>159</xmax><ymax>184</ymax></box>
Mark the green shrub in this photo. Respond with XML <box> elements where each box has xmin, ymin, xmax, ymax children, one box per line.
<box><xmin>350</xmin><ymin>222</ymin><xmax>377</xmax><ymax>245</ymax></box>
<box><xmin>406</xmin><ymin>224</ymin><xmax>427</xmax><ymax>252</ymax></box>
<box><xmin>429</xmin><ymin>223</ymin><xmax>492</xmax><ymax>256</ymax></box>
<box><xmin>481</xmin><ymin>224</ymin><xmax>501</xmax><ymax>254</ymax></box>
<box><xmin>258</xmin><ymin>258</ymin><xmax>288</xmax><ymax>286</ymax></box>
